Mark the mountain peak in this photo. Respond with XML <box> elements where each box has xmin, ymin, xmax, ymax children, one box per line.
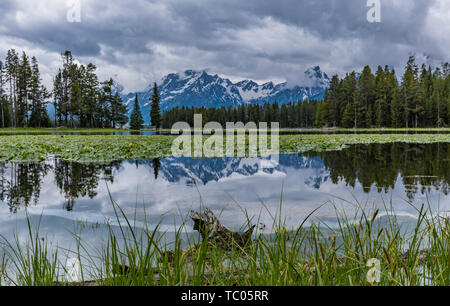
<box><xmin>184</xmin><ymin>69</ymin><xmax>202</xmax><ymax>76</ymax></box>
<box><xmin>304</xmin><ymin>66</ymin><xmax>330</xmax><ymax>88</ymax></box>
<box><xmin>119</xmin><ymin>68</ymin><xmax>329</xmax><ymax>124</ymax></box>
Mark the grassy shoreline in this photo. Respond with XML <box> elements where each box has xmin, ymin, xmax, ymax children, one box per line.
<box><xmin>0</xmin><ymin>128</ymin><xmax>131</xmax><ymax>134</ymax></box>
<box><xmin>0</xmin><ymin>199</ymin><xmax>448</xmax><ymax>286</ymax></box>
<box><xmin>0</xmin><ymin>133</ymin><xmax>448</xmax><ymax>162</ymax></box>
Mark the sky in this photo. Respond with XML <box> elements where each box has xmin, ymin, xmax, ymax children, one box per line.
<box><xmin>0</xmin><ymin>0</ymin><xmax>449</xmax><ymax>93</ymax></box>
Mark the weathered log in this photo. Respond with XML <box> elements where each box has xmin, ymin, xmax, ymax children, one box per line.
<box><xmin>189</xmin><ymin>208</ymin><xmax>255</xmax><ymax>251</ymax></box>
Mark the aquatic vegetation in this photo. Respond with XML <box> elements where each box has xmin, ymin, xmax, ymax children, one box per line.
<box><xmin>0</xmin><ymin>134</ymin><xmax>449</xmax><ymax>162</ymax></box>
<box><xmin>279</xmin><ymin>134</ymin><xmax>450</xmax><ymax>153</ymax></box>
<box><xmin>282</xmin><ymin>128</ymin><xmax>450</xmax><ymax>133</ymax></box>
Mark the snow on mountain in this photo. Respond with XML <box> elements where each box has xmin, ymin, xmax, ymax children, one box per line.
<box><xmin>143</xmin><ymin>154</ymin><xmax>327</xmax><ymax>186</ymax></box>
<box><xmin>118</xmin><ymin>67</ymin><xmax>330</xmax><ymax>124</ymax></box>
<box><xmin>304</xmin><ymin>66</ymin><xmax>330</xmax><ymax>88</ymax></box>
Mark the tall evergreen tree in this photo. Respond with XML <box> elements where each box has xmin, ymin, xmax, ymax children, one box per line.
<box><xmin>29</xmin><ymin>57</ymin><xmax>51</xmax><ymax>127</ymax></box>
<box><xmin>82</xmin><ymin>63</ymin><xmax>99</xmax><ymax>128</ymax></box>
<box><xmin>16</xmin><ymin>52</ymin><xmax>31</xmax><ymax>127</ymax></box>
<box><xmin>431</xmin><ymin>68</ymin><xmax>446</xmax><ymax>128</ymax></box>
<box><xmin>129</xmin><ymin>94</ymin><xmax>144</xmax><ymax>130</ymax></box>
<box><xmin>150</xmin><ymin>82</ymin><xmax>161</xmax><ymax>129</ymax></box>
<box><xmin>0</xmin><ymin>61</ymin><xmax>8</xmax><ymax>128</ymax></box>
<box><xmin>374</xmin><ymin>66</ymin><xmax>388</xmax><ymax>127</ymax></box>
<box><xmin>326</xmin><ymin>75</ymin><xmax>341</xmax><ymax>127</ymax></box>
<box><xmin>112</xmin><ymin>92</ymin><xmax>128</xmax><ymax>128</ymax></box>
<box><xmin>5</xmin><ymin>49</ymin><xmax>19</xmax><ymax>127</ymax></box>
<box><xmin>358</xmin><ymin>66</ymin><xmax>376</xmax><ymax>127</ymax></box>
<box><xmin>53</xmin><ymin>70</ymin><xmax>64</xmax><ymax>126</ymax></box>
<box><xmin>400</xmin><ymin>56</ymin><xmax>420</xmax><ymax>128</ymax></box>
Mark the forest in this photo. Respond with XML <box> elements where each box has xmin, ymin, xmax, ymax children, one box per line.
<box><xmin>0</xmin><ymin>50</ymin><xmax>128</xmax><ymax>129</ymax></box>
<box><xmin>161</xmin><ymin>100</ymin><xmax>320</xmax><ymax>129</ymax></box>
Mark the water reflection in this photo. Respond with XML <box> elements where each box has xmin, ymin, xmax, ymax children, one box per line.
<box><xmin>0</xmin><ymin>143</ymin><xmax>448</xmax><ymax>230</ymax></box>
<box><xmin>317</xmin><ymin>143</ymin><xmax>449</xmax><ymax>199</ymax></box>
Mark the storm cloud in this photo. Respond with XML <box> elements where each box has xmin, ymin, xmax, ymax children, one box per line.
<box><xmin>0</xmin><ymin>0</ymin><xmax>448</xmax><ymax>92</ymax></box>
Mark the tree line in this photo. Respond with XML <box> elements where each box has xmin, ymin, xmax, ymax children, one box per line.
<box><xmin>0</xmin><ymin>49</ymin><xmax>134</xmax><ymax>128</ymax></box>
<box><xmin>0</xmin><ymin>49</ymin><xmax>166</xmax><ymax>130</ymax></box>
<box><xmin>316</xmin><ymin>56</ymin><xmax>450</xmax><ymax>128</ymax></box>
<box><xmin>161</xmin><ymin>100</ymin><xmax>321</xmax><ymax>129</ymax></box>
<box><xmin>162</xmin><ymin>57</ymin><xmax>450</xmax><ymax>129</ymax></box>
<box><xmin>53</xmin><ymin>51</ymin><xmax>129</xmax><ymax>128</ymax></box>
<box><xmin>0</xmin><ymin>50</ymin><xmax>52</xmax><ymax>128</ymax></box>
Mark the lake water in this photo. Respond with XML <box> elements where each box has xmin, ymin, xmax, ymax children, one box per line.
<box><xmin>0</xmin><ymin>142</ymin><xmax>448</xmax><ymax>247</ymax></box>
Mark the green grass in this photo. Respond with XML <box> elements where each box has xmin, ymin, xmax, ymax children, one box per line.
<box><xmin>0</xmin><ymin>128</ymin><xmax>130</xmax><ymax>134</ymax></box>
<box><xmin>0</xmin><ymin>133</ymin><xmax>449</xmax><ymax>162</ymax></box>
<box><xmin>1</xmin><ymin>195</ymin><xmax>449</xmax><ymax>286</ymax></box>
<box><xmin>0</xmin><ymin>214</ymin><xmax>60</xmax><ymax>286</ymax></box>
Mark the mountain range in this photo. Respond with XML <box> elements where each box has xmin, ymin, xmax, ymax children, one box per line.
<box><xmin>117</xmin><ymin>66</ymin><xmax>330</xmax><ymax>124</ymax></box>
<box><xmin>135</xmin><ymin>154</ymin><xmax>328</xmax><ymax>189</ymax></box>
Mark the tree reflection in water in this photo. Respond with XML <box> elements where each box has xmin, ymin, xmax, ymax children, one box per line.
<box><xmin>0</xmin><ymin>142</ymin><xmax>447</xmax><ymax>213</ymax></box>
<box><xmin>315</xmin><ymin>143</ymin><xmax>449</xmax><ymax>200</ymax></box>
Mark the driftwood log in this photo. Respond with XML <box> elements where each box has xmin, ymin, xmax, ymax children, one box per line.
<box><xmin>189</xmin><ymin>208</ymin><xmax>255</xmax><ymax>251</ymax></box>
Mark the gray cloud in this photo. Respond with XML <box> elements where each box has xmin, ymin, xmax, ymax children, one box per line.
<box><xmin>0</xmin><ymin>0</ymin><xmax>448</xmax><ymax>92</ymax></box>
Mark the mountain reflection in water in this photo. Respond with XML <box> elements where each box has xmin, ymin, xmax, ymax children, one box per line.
<box><xmin>0</xmin><ymin>143</ymin><xmax>448</xmax><ymax>230</ymax></box>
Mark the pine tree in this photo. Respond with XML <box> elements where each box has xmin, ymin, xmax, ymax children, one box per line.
<box><xmin>358</xmin><ymin>66</ymin><xmax>376</xmax><ymax>127</ymax></box>
<box><xmin>340</xmin><ymin>72</ymin><xmax>359</xmax><ymax>128</ymax></box>
<box><xmin>315</xmin><ymin>100</ymin><xmax>330</xmax><ymax>127</ymax></box>
<box><xmin>150</xmin><ymin>82</ymin><xmax>161</xmax><ymax>129</ymax></box>
<box><xmin>129</xmin><ymin>94</ymin><xmax>144</xmax><ymax>130</ymax></box>
<box><xmin>342</xmin><ymin>87</ymin><xmax>363</xmax><ymax>128</ymax></box>
<box><xmin>0</xmin><ymin>60</ymin><xmax>7</xmax><ymax>128</ymax></box>
<box><xmin>70</xmin><ymin>81</ymin><xmax>82</xmax><ymax>128</ymax></box>
<box><xmin>326</xmin><ymin>75</ymin><xmax>341</xmax><ymax>127</ymax></box>
<box><xmin>29</xmin><ymin>57</ymin><xmax>51</xmax><ymax>127</ymax></box>
<box><xmin>374</xmin><ymin>66</ymin><xmax>387</xmax><ymax>127</ymax></box>
<box><xmin>82</xmin><ymin>63</ymin><xmax>99</xmax><ymax>128</ymax></box>
<box><xmin>400</xmin><ymin>56</ymin><xmax>420</xmax><ymax>128</ymax></box>
<box><xmin>5</xmin><ymin>49</ymin><xmax>19</xmax><ymax>127</ymax></box>
<box><xmin>16</xmin><ymin>52</ymin><xmax>32</xmax><ymax>127</ymax></box>
<box><xmin>112</xmin><ymin>92</ymin><xmax>128</xmax><ymax>128</ymax></box>
<box><xmin>385</xmin><ymin>66</ymin><xmax>399</xmax><ymax>127</ymax></box>
<box><xmin>61</xmin><ymin>50</ymin><xmax>74</xmax><ymax>127</ymax></box>
<box><xmin>431</xmin><ymin>68</ymin><xmax>445</xmax><ymax>128</ymax></box>
<box><xmin>53</xmin><ymin>70</ymin><xmax>64</xmax><ymax>126</ymax></box>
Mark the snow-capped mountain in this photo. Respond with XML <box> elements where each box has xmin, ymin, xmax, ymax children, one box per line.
<box><xmin>135</xmin><ymin>154</ymin><xmax>327</xmax><ymax>187</ymax></box>
<box><xmin>119</xmin><ymin>67</ymin><xmax>330</xmax><ymax>124</ymax></box>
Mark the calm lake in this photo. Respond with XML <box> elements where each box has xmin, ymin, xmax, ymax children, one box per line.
<box><xmin>0</xmin><ymin>142</ymin><xmax>449</xmax><ymax>248</ymax></box>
